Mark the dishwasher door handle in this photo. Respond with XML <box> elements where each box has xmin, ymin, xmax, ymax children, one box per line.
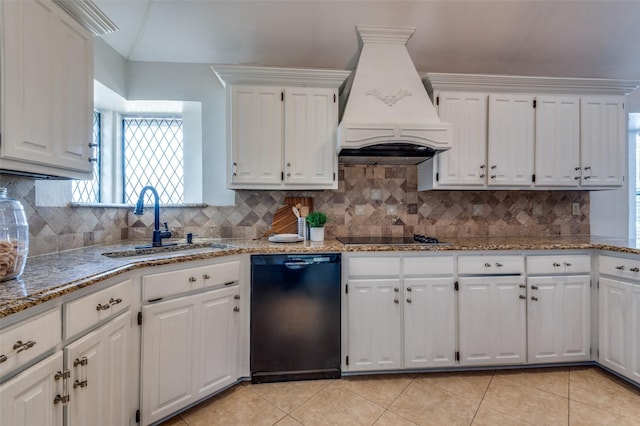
<box><xmin>285</xmin><ymin>260</ymin><xmax>312</xmax><ymax>269</ymax></box>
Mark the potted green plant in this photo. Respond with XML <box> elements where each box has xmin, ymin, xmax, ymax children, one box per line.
<box><xmin>306</xmin><ymin>210</ymin><xmax>328</xmax><ymax>242</ymax></box>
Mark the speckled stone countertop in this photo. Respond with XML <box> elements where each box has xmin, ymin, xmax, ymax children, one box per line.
<box><xmin>1</xmin><ymin>235</ymin><xmax>639</xmax><ymax>319</ymax></box>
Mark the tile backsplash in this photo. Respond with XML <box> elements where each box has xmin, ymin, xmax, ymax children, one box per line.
<box><xmin>2</xmin><ymin>165</ymin><xmax>589</xmax><ymax>255</ymax></box>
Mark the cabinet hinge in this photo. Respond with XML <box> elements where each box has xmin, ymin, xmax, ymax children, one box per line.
<box><xmin>281</xmin><ymin>171</ymin><xmax>284</xmax><ymax>181</ymax></box>
<box><xmin>346</xmin><ymin>355</ymin><xmax>349</xmax><ymax>366</ymax></box>
<box><xmin>136</xmin><ymin>409</ymin><xmax>140</xmax><ymax>423</ymax></box>
<box><xmin>281</xmin><ymin>92</ymin><xmax>284</xmax><ymax>101</ymax></box>
<box><xmin>532</xmin><ymin>174</ymin><xmax>536</xmax><ymax>183</ymax></box>
<box><xmin>455</xmin><ymin>351</ymin><xmax>460</xmax><ymax>361</ymax></box>
<box><xmin>454</xmin><ymin>281</ymin><xmax>459</xmax><ymax>291</ymax></box>
<box><xmin>345</xmin><ymin>283</ymin><xmax>348</xmax><ymax>294</ymax></box>
<box><xmin>597</xmin><ymin>349</ymin><xmax>600</xmax><ymax>358</ymax></box>
<box><xmin>597</xmin><ymin>280</ymin><xmax>600</xmax><ymax>289</ymax></box>
<box><xmin>436</xmin><ymin>172</ymin><xmax>439</xmax><ymax>182</ymax></box>
<box><xmin>590</xmin><ymin>280</ymin><xmax>592</xmax><ymax>288</ymax></box>
<box><xmin>333</xmin><ymin>172</ymin><xmax>336</xmax><ymax>181</ymax></box>
<box><xmin>137</xmin><ymin>312</ymin><xmax>142</xmax><ymax>326</ymax></box>
<box><xmin>334</xmin><ymin>94</ymin><xmax>336</xmax><ymax>103</ymax></box>
<box><xmin>533</xmin><ymin>99</ymin><xmax>537</xmax><ymax>108</ymax></box>
<box><xmin>436</xmin><ymin>95</ymin><xmax>440</xmax><ymax>106</ymax></box>
<box><xmin>590</xmin><ymin>347</ymin><xmax>592</xmax><ymax>356</ymax></box>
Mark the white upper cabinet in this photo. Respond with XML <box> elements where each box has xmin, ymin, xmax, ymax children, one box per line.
<box><xmin>213</xmin><ymin>65</ymin><xmax>350</xmax><ymax>190</ymax></box>
<box><xmin>229</xmin><ymin>85</ymin><xmax>284</xmax><ymax>186</ymax></box>
<box><xmin>284</xmin><ymin>87</ymin><xmax>337</xmax><ymax>186</ymax></box>
<box><xmin>580</xmin><ymin>97</ymin><xmax>625</xmax><ymax>187</ymax></box>
<box><xmin>488</xmin><ymin>94</ymin><xmax>535</xmax><ymax>187</ymax></box>
<box><xmin>534</xmin><ymin>96</ymin><xmax>581</xmax><ymax>187</ymax></box>
<box><xmin>1</xmin><ymin>0</ymin><xmax>94</xmax><ymax>178</ymax></box>
<box><xmin>427</xmin><ymin>92</ymin><xmax>488</xmax><ymax>187</ymax></box>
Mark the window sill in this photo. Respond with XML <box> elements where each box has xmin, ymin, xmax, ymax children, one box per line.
<box><xmin>68</xmin><ymin>203</ymin><xmax>209</xmax><ymax>209</ymax></box>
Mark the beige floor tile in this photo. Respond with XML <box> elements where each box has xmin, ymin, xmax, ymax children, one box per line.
<box><xmin>158</xmin><ymin>416</ymin><xmax>188</xmax><ymax>426</ymax></box>
<box><xmin>569</xmin><ymin>400</ymin><xmax>640</xmax><ymax>426</ymax></box>
<box><xmin>275</xmin><ymin>415</ymin><xmax>304</xmax><ymax>426</ymax></box>
<box><xmin>414</xmin><ymin>370</ymin><xmax>494</xmax><ymax>404</ymax></box>
<box><xmin>472</xmin><ymin>405</ymin><xmax>534</xmax><ymax>426</ymax></box>
<box><xmin>180</xmin><ymin>385</ymin><xmax>286</xmax><ymax>426</ymax></box>
<box><xmin>570</xmin><ymin>372</ymin><xmax>640</xmax><ymax>419</ymax></box>
<box><xmin>388</xmin><ymin>381</ymin><xmax>479</xmax><ymax>426</ymax></box>
<box><xmin>331</xmin><ymin>374</ymin><xmax>415</xmax><ymax>408</ymax></box>
<box><xmin>496</xmin><ymin>367</ymin><xmax>569</xmax><ymax>398</ymax></box>
<box><xmin>570</xmin><ymin>366</ymin><xmax>632</xmax><ymax>392</ymax></box>
<box><xmin>481</xmin><ymin>377</ymin><xmax>568</xmax><ymax>426</ymax></box>
<box><xmin>249</xmin><ymin>379</ymin><xmax>332</xmax><ymax>413</ymax></box>
<box><xmin>373</xmin><ymin>411</ymin><xmax>418</xmax><ymax>426</ymax></box>
<box><xmin>290</xmin><ymin>384</ymin><xmax>385</xmax><ymax>426</ymax></box>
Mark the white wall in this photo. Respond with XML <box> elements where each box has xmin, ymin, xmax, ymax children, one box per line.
<box><xmin>94</xmin><ymin>42</ymin><xmax>235</xmax><ymax>206</ymax></box>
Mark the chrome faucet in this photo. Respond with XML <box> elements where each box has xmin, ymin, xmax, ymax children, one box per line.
<box><xmin>133</xmin><ymin>186</ymin><xmax>172</xmax><ymax>247</ymax></box>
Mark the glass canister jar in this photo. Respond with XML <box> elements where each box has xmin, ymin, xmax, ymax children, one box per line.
<box><xmin>0</xmin><ymin>188</ymin><xmax>29</xmax><ymax>281</ymax></box>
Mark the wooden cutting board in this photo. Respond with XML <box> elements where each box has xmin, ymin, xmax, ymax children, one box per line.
<box><xmin>263</xmin><ymin>197</ymin><xmax>314</xmax><ymax>237</ymax></box>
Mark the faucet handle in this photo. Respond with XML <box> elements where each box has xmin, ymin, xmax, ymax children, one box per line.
<box><xmin>163</xmin><ymin>222</ymin><xmax>170</xmax><ymax>232</ymax></box>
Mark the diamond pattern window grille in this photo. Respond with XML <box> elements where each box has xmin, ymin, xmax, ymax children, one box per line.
<box><xmin>123</xmin><ymin>117</ymin><xmax>184</xmax><ymax>205</ymax></box>
<box><xmin>72</xmin><ymin>111</ymin><xmax>101</xmax><ymax>203</ymax></box>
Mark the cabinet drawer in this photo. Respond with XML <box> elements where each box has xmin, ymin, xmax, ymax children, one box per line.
<box><xmin>0</xmin><ymin>309</ymin><xmax>61</xmax><ymax>376</ymax></box>
<box><xmin>599</xmin><ymin>255</ymin><xmax>640</xmax><ymax>281</ymax></box>
<box><xmin>526</xmin><ymin>254</ymin><xmax>591</xmax><ymax>274</ymax></box>
<box><xmin>65</xmin><ymin>279</ymin><xmax>133</xmax><ymax>339</ymax></box>
<box><xmin>348</xmin><ymin>257</ymin><xmax>401</xmax><ymax>276</ymax></box>
<box><xmin>143</xmin><ymin>260</ymin><xmax>241</xmax><ymax>301</ymax></box>
<box><xmin>403</xmin><ymin>256</ymin><xmax>454</xmax><ymax>275</ymax></box>
<box><xmin>458</xmin><ymin>255</ymin><xmax>524</xmax><ymax>275</ymax></box>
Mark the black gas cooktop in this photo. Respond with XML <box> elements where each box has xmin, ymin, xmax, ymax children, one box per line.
<box><xmin>336</xmin><ymin>234</ymin><xmax>443</xmax><ymax>245</ymax></box>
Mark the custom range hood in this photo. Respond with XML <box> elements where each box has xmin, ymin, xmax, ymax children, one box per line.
<box><xmin>338</xmin><ymin>26</ymin><xmax>451</xmax><ymax>165</ymax></box>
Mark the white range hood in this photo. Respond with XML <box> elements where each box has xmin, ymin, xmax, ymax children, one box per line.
<box><xmin>338</xmin><ymin>26</ymin><xmax>451</xmax><ymax>165</ymax></box>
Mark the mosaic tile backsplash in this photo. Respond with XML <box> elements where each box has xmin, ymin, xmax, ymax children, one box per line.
<box><xmin>2</xmin><ymin>165</ymin><xmax>589</xmax><ymax>255</ymax></box>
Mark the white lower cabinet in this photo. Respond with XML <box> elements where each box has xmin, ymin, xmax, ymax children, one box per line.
<box><xmin>458</xmin><ymin>276</ymin><xmax>527</xmax><ymax>366</ymax></box>
<box><xmin>527</xmin><ymin>276</ymin><xmax>590</xmax><ymax>363</ymax></box>
<box><xmin>347</xmin><ymin>278</ymin><xmax>402</xmax><ymax>371</ymax></box>
<box><xmin>65</xmin><ymin>311</ymin><xmax>132</xmax><ymax>426</ymax></box>
<box><xmin>141</xmin><ymin>285</ymin><xmax>240</xmax><ymax>425</ymax></box>
<box><xmin>0</xmin><ymin>352</ymin><xmax>64</xmax><ymax>426</ymax></box>
<box><xmin>346</xmin><ymin>255</ymin><xmax>456</xmax><ymax>372</ymax></box>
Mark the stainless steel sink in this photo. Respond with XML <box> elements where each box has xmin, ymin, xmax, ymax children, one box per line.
<box><xmin>102</xmin><ymin>243</ymin><xmax>237</xmax><ymax>259</ymax></box>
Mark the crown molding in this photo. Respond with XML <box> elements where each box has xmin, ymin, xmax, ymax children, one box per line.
<box><xmin>211</xmin><ymin>65</ymin><xmax>351</xmax><ymax>88</ymax></box>
<box><xmin>53</xmin><ymin>0</ymin><xmax>118</xmax><ymax>36</ymax></box>
<box><xmin>425</xmin><ymin>73</ymin><xmax>640</xmax><ymax>96</ymax></box>
<box><xmin>357</xmin><ymin>25</ymin><xmax>415</xmax><ymax>45</ymax></box>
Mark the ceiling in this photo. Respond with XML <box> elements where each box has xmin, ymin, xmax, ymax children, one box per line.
<box><xmin>94</xmin><ymin>0</ymin><xmax>640</xmax><ymax>81</ymax></box>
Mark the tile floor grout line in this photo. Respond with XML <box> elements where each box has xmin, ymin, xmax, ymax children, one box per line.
<box><xmin>377</xmin><ymin>374</ymin><xmax>420</xmax><ymax>425</ymax></box>
<box><xmin>468</xmin><ymin>369</ymin><xmax>496</xmax><ymax>426</ymax></box>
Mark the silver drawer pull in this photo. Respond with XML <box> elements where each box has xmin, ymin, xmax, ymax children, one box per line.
<box><xmin>234</xmin><ymin>294</ymin><xmax>240</xmax><ymax>300</ymax></box>
<box><xmin>531</xmin><ymin>285</ymin><xmax>538</xmax><ymax>290</ymax></box>
<box><xmin>484</xmin><ymin>263</ymin><xmax>491</xmax><ymax>267</ymax></box>
<box><xmin>96</xmin><ymin>303</ymin><xmax>111</xmax><ymax>311</ymax></box>
<box><xmin>519</xmin><ymin>295</ymin><xmax>526</xmax><ymax>300</ymax></box>
<box><xmin>615</xmin><ymin>265</ymin><xmax>625</xmax><ymax>270</ymax></box>
<box><xmin>495</xmin><ymin>262</ymin><xmax>503</xmax><ymax>267</ymax></box>
<box><xmin>202</xmin><ymin>274</ymin><xmax>211</xmax><ymax>280</ymax></box>
<box><xmin>233</xmin><ymin>306</ymin><xmax>240</xmax><ymax>312</ymax></box>
<box><xmin>564</xmin><ymin>262</ymin><xmax>572</xmax><ymax>267</ymax></box>
<box><xmin>553</xmin><ymin>262</ymin><xmax>561</xmax><ymax>267</ymax></box>
<box><xmin>394</xmin><ymin>298</ymin><xmax>399</xmax><ymax>304</ymax></box>
<box><xmin>394</xmin><ymin>287</ymin><xmax>399</xmax><ymax>292</ymax></box>
<box><xmin>519</xmin><ymin>284</ymin><xmax>526</xmax><ymax>289</ymax></box>
<box><xmin>73</xmin><ymin>357</ymin><xmax>88</xmax><ymax>367</ymax></box>
<box><xmin>73</xmin><ymin>380</ymin><xmax>87</xmax><ymax>389</ymax></box>
<box><xmin>188</xmin><ymin>276</ymin><xmax>197</xmax><ymax>283</ymax></box>
<box><xmin>531</xmin><ymin>296</ymin><xmax>538</xmax><ymax>301</ymax></box>
<box><xmin>13</xmin><ymin>340</ymin><xmax>36</xmax><ymax>353</ymax></box>
<box><xmin>406</xmin><ymin>298</ymin><xmax>412</xmax><ymax>303</ymax></box>
<box><xmin>109</xmin><ymin>297</ymin><xmax>122</xmax><ymax>306</ymax></box>
<box><xmin>631</xmin><ymin>267</ymin><xmax>640</xmax><ymax>273</ymax></box>
<box><xmin>0</xmin><ymin>354</ymin><xmax>6</xmax><ymax>363</ymax></box>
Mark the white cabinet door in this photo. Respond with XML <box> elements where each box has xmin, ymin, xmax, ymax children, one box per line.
<box><xmin>284</xmin><ymin>87</ymin><xmax>337</xmax><ymax>186</ymax></box>
<box><xmin>1</xmin><ymin>0</ymin><xmax>93</xmax><ymax>178</ymax></box>
<box><xmin>229</xmin><ymin>85</ymin><xmax>283</xmax><ymax>186</ymax></box>
<box><xmin>534</xmin><ymin>96</ymin><xmax>580</xmax><ymax>187</ymax></box>
<box><xmin>434</xmin><ymin>92</ymin><xmax>488</xmax><ymax>186</ymax></box>
<box><xmin>580</xmin><ymin>97</ymin><xmax>625</xmax><ymax>187</ymax></box>
<box><xmin>194</xmin><ymin>286</ymin><xmax>240</xmax><ymax>399</ymax></box>
<box><xmin>488</xmin><ymin>94</ymin><xmax>534</xmax><ymax>187</ymax></box>
<box><xmin>599</xmin><ymin>277</ymin><xmax>629</xmax><ymax>376</ymax></box>
<box><xmin>0</xmin><ymin>352</ymin><xmax>63</xmax><ymax>426</ymax></box>
<box><xmin>65</xmin><ymin>311</ymin><xmax>131</xmax><ymax>426</ymax></box>
<box><xmin>459</xmin><ymin>276</ymin><xmax>527</xmax><ymax>366</ymax></box>
<box><xmin>403</xmin><ymin>277</ymin><xmax>456</xmax><ymax>368</ymax></box>
<box><xmin>347</xmin><ymin>278</ymin><xmax>402</xmax><ymax>371</ymax></box>
<box><xmin>527</xmin><ymin>276</ymin><xmax>590</xmax><ymax>364</ymax></box>
<box><xmin>142</xmin><ymin>295</ymin><xmax>197</xmax><ymax>425</ymax></box>
<box><xmin>629</xmin><ymin>283</ymin><xmax>640</xmax><ymax>383</ymax></box>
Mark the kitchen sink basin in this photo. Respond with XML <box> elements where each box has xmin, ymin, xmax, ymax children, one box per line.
<box><xmin>102</xmin><ymin>243</ymin><xmax>237</xmax><ymax>259</ymax></box>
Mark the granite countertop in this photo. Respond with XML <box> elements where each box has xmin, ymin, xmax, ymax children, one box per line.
<box><xmin>1</xmin><ymin>235</ymin><xmax>639</xmax><ymax>319</ymax></box>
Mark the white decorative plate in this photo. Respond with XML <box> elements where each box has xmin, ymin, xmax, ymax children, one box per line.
<box><xmin>268</xmin><ymin>234</ymin><xmax>303</xmax><ymax>243</ymax></box>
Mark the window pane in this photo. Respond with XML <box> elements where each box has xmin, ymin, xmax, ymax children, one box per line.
<box><xmin>71</xmin><ymin>111</ymin><xmax>101</xmax><ymax>203</ymax></box>
<box><xmin>122</xmin><ymin>117</ymin><xmax>184</xmax><ymax>205</ymax></box>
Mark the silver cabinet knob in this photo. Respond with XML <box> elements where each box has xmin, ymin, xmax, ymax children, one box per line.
<box><xmin>495</xmin><ymin>262</ymin><xmax>503</xmax><ymax>267</ymax></box>
<box><xmin>531</xmin><ymin>296</ymin><xmax>538</xmax><ymax>301</ymax></box>
<box><xmin>631</xmin><ymin>267</ymin><xmax>640</xmax><ymax>273</ymax></box>
<box><xmin>484</xmin><ymin>263</ymin><xmax>491</xmax><ymax>267</ymax></box>
<box><xmin>189</xmin><ymin>276</ymin><xmax>197</xmax><ymax>282</ymax></box>
<box><xmin>615</xmin><ymin>265</ymin><xmax>625</xmax><ymax>270</ymax></box>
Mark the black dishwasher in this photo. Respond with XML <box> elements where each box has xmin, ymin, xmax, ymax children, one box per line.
<box><xmin>250</xmin><ymin>253</ymin><xmax>341</xmax><ymax>383</ymax></box>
